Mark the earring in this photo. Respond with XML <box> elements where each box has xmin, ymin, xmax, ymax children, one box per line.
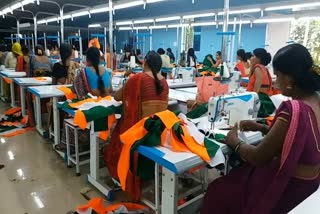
<box><xmin>286</xmin><ymin>85</ymin><xmax>293</xmax><ymax>89</ymax></box>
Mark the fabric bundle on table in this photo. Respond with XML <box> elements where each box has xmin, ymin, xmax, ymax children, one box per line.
<box><xmin>117</xmin><ymin>110</ymin><xmax>225</xmax><ymax>197</ymax></box>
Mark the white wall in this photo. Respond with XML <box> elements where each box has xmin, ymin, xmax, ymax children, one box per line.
<box><xmin>265</xmin><ymin>22</ymin><xmax>291</xmax><ymax>57</ymax></box>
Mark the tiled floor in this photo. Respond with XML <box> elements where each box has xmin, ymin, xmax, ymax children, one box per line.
<box><xmin>0</xmin><ymin>103</ymin><xmax>102</xmax><ymax>214</ymax></box>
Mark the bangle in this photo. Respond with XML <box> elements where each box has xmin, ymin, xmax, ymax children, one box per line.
<box><xmin>234</xmin><ymin>141</ymin><xmax>245</xmax><ymax>153</ymax></box>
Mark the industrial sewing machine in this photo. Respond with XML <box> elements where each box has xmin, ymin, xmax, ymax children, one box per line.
<box><xmin>208</xmin><ymin>91</ymin><xmax>260</xmax><ymax>126</ymax></box>
<box><xmin>172</xmin><ymin>67</ymin><xmax>195</xmax><ymax>81</ymax></box>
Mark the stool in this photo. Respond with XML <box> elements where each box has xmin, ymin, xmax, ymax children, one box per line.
<box><xmin>65</xmin><ymin>119</ymin><xmax>90</xmax><ymax>176</ymax></box>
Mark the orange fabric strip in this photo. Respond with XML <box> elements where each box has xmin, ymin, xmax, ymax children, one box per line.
<box><xmin>57</xmin><ymin>86</ymin><xmax>77</xmax><ymax>100</ymax></box>
<box><xmin>3</xmin><ymin>77</ymin><xmax>12</xmax><ymax>84</ymax></box>
<box><xmin>99</xmin><ymin>115</ymin><xmax>116</xmax><ymax>141</ymax></box>
<box><xmin>118</xmin><ymin>118</ymin><xmax>148</xmax><ymax>191</ymax></box>
<box><xmin>73</xmin><ymin>110</ymin><xmax>88</xmax><ymax>130</ymax></box>
<box><xmin>155</xmin><ymin>110</ymin><xmax>180</xmax><ymax>129</ymax></box>
<box><xmin>1</xmin><ymin>127</ymin><xmax>33</xmax><ymax>137</ymax></box>
<box><xmin>5</xmin><ymin>107</ymin><xmax>21</xmax><ymax>115</ymax></box>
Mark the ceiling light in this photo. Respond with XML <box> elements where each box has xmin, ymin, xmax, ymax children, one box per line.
<box><xmin>254</xmin><ymin>17</ymin><xmax>294</xmax><ymax>23</ymax></box>
<box><xmin>134</xmin><ymin>26</ymin><xmax>149</xmax><ymax>30</ymax></box>
<box><xmin>46</xmin><ymin>18</ymin><xmax>58</xmax><ymax>23</ymax></box>
<box><xmin>114</xmin><ymin>1</ymin><xmax>144</xmax><ymax>10</ymax></box>
<box><xmin>218</xmin><ymin>8</ymin><xmax>261</xmax><ymax>15</ymax></box>
<box><xmin>183</xmin><ymin>13</ymin><xmax>215</xmax><ymax>19</ymax></box>
<box><xmin>119</xmin><ymin>26</ymin><xmax>133</xmax><ymax>30</ymax></box>
<box><xmin>2</xmin><ymin>8</ymin><xmax>12</xmax><ymax>15</ymax></box>
<box><xmin>134</xmin><ymin>19</ymin><xmax>154</xmax><ymax>24</ymax></box>
<box><xmin>89</xmin><ymin>24</ymin><xmax>102</xmax><ymax>28</ymax></box>
<box><xmin>63</xmin><ymin>15</ymin><xmax>72</xmax><ymax>19</ymax></box>
<box><xmin>298</xmin><ymin>16</ymin><xmax>320</xmax><ymax>20</ymax></box>
<box><xmin>11</xmin><ymin>3</ymin><xmax>23</xmax><ymax>10</ymax></box>
<box><xmin>150</xmin><ymin>25</ymin><xmax>167</xmax><ymax>29</ymax></box>
<box><xmin>146</xmin><ymin>0</ymin><xmax>165</xmax><ymax>2</ymax></box>
<box><xmin>37</xmin><ymin>20</ymin><xmax>47</xmax><ymax>24</ymax></box>
<box><xmin>156</xmin><ymin>16</ymin><xmax>181</xmax><ymax>22</ymax></box>
<box><xmin>72</xmin><ymin>11</ymin><xmax>89</xmax><ymax>18</ymax></box>
<box><xmin>90</xmin><ymin>7</ymin><xmax>110</xmax><ymax>14</ymax></box>
<box><xmin>191</xmin><ymin>22</ymin><xmax>216</xmax><ymax>26</ymax></box>
<box><xmin>168</xmin><ymin>23</ymin><xmax>189</xmax><ymax>28</ymax></box>
<box><xmin>36</xmin><ymin>0</ymin><xmax>39</xmax><ymax>5</ymax></box>
<box><xmin>22</xmin><ymin>0</ymin><xmax>35</xmax><ymax>5</ymax></box>
<box><xmin>116</xmin><ymin>21</ymin><xmax>133</xmax><ymax>25</ymax></box>
<box><xmin>265</xmin><ymin>2</ymin><xmax>320</xmax><ymax>11</ymax></box>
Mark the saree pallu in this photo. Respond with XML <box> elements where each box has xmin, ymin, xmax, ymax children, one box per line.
<box><xmin>201</xmin><ymin>100</ymin><xmax>320</xmax><ymax>214</ymax></box>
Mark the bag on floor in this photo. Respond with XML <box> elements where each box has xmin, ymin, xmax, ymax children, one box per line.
<box><xmin>195</xmin><ymin>76</ymin><xmax>229</xmax><ymax>103</ymax></box>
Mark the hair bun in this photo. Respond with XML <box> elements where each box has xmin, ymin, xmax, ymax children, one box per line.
<box><xmin>311</xmin><ymin>65</ymin><xmax>320</xmax><ymax>75</ymax></box>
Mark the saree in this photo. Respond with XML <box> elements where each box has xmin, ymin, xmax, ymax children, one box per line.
<box><xmin>198</xmin><ymin>54</ymin><xmax>218</xmax><ymax>74</ymax></box>
<box><xmin>201</xmin><ymin>100</ymin><xmax>320</xmax><ymax>214</ymax></box>
<box><xmin>104</xmin><ymin>73</ymin><xmax>168</xmax><ymax>201</ymax></box>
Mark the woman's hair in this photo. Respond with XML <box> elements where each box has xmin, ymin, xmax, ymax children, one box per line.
<box><xmin>87</xmin><ymin>47</ymin><xmax>106</xmax><ymax>95</ymax></box>
<box><xmin>21</xmin><ymin>45</ymin><xmax>29</xmax><ymax>55</ymax></box>
<box><xmin>35</xmin><ymin>45</ymin><xmax>45</xmax><ymax>56</ymax></box>
<box><xmin>216</xmin><ymin>51</ymin><xmax>222</xmax><ymax>57</ymax></box>
<box><xmin>187</xmin><ymin>48</ymin><xmax>195</xmax><ymax>57</ymax></box>
<box><xmin>245</xmin><ymin>52</ymin><xmax>253</xmax><ymax>60</ymax></box>
<box><xmin>237</xmin><ymin>49</ymin><xmax>247</xmax><ymax>61</ymax></box>
<box><xmin>136</xmin><ymin>49</ymin><xmax>141</xmax><ymax>56</ymax></box>
<box><xmin>157</xmin><ymin>48</ymin><xmax>165</xmax><ymax>55</ymax></box>
<box><xmin>167</xmin><ymin>48</ymin><xmax>172</xmax><ymax>53</ymax></box>
<box><xmin>273</xmin><ymin>44</ymin><xmax>320</xmax><ymax>93</ymax></box>
<box><xmin>60</xmin><ymin>43</ymin><xmax>72</xmax><ymax>70</ymax></box>
<box><xmin>145</xmin><ymin>51</ymin><xmax>163</xmax><ymax>95</ymax></box>
<box><xmin>253</xmin><ymin>48</ymin><xmax>271</xmax><ymax>66</ymax></box>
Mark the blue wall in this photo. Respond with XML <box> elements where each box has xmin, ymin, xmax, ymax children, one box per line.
<box><xmin>114</xmin><ymin>23</ymin><xmax>267</xmax><ymax>62</ymax></box>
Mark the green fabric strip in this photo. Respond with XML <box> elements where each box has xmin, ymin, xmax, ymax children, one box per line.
<box><xmin>186</xmin><ymin>103</ymin><xmax>208</xmax><ymax>119</ymax></box>
<box><xmin>258</xmin><ymin>92</ymin><xmax>275</xmax><ymax>118</ymax></box>
<box><xmin>204</xmin><ymin>138</ymin><xmax>220</xmax><ymax>158</ymax></box>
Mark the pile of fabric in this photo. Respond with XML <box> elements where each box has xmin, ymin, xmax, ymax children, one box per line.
<box><xmin>0</xmin><ymin>107</ymin><xmax>32</xmax><ymax>137</ymax></box>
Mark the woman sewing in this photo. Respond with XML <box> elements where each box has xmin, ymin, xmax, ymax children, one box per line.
<box><xmin>201</xmin><ymin>44</ymin><xmax>320</xmax><ymax>214</ymax></box>
<box><xmin>236</xmin><ymin>49</ymin><xmax>251</xmax><ymax>77</ymax></box>
<box><xmin>104</xmin><ymin>51</ymin><xmax>169</xmax><ymax>200</ymax></box>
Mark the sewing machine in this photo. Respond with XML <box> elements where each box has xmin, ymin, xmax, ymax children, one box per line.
<box><xmin>208</xmin><ymin>91</ymin><xmax>260</xmax><ymax>127</ymax></box>
<box><xmin>172</xmin><ymin>67</ymin><xmax>195</xmax><ymax>81</ymax></box>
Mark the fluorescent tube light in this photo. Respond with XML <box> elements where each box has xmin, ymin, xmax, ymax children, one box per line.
<box><xmin>218</xmin><ymin>8</ymin><xmax>261</xmax><ymax>15</ymax></box>
<box><xmin>134</xmin><ymin>26</ymin><xmax>149</xmax><ymax>30</ymax></box>
<box><xmin>156</xmin><ymin>16</ymin><xmax>181</xmax><ymax>22</ymax></box>
<box><xmin>150</xmin><ymin>25</ymin><xmax>167</xmax><ymax>29</ymax></box>
<box><xmin>147</xmin><ymin>0</ymin><xmax>165</xmax><ymax>2</ymax></box>
<box><xmin>183</xmin><ymin>13</ymin><xmax>215</xmax><ymax>19</ymax></box>
<box><xmin>90</xmin><ymin>7</ymin><xmax>110</xmax><ymax>14</ymax></box>
<box><xmin>134</xmin><ymin>19</ymin><xmax>154</xmax><ymax>24</ymax></box>
<box><xmin>62</xmin><ymin>15</ymin><xmax>72</xmax><ymax>19</ymax></box>
<box><xmin>254</xmin><ymin>17</ymin><xmax>294</xmax><ymax>23</ymax></box>
<box><xmin>22</xmin><ymin>0</ymin><xmax>35</xmax><ymax>5</ymax></box>
<box><xmin>116</xmin><ymin>21</ymin><xmax>133</xmax><ymax>25</ymax></box>
<box><xmin>2</xmin><ymin>8</ymin><xmax>12</xmax><ymax>15</ymax></box>
<box><xmin>191</xmin><ymin>22</ymin><xmax>216</xmax><ymax>26</ymax></box>
<box><xmin>46</xmin><ymin>18</ymin><xmax>58</xmax><ymax>23</ymax></box>
<box><xmin>37</xmin><ymin>20</ymin><xmax>47</xmax><ymax>24</ymax></box>
<box><xmin>11</xmin><ymin>3</ymin><xmax>23</xmax><ymax>10</ymax></box>
<box><xmin>114</xmin><ymin>1</ymin><xmax>144</xmax><ymax>10</ymax></box>
<box><xmin>89</xmin><ymin>24</ymin><xmax>102</xmax><ymax>28</ymax></box>
<box><xmin>298</xmin><ymin>16</ymin><xmax>320</xmax><ymax>20</ymax></box>
<box><xmin>72</xmin><ymin>11</ymin><xmax>89</xmax><ymax>18</ymax></box>
<box><xmin>119</xmin><ymin>27</ymin><xmax>133</xmax><ymax>30</ymax></box>
<box><xmin>265</xmin><ymin>2</ymin><xmax>320</xmax><ymax>11</ymax></box>
<box><xmin>168</xmin><ymin>23</ymin><xmax>189</xmax><ymax>28</ymax></box>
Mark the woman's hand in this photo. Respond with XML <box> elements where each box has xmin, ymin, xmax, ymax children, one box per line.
<box><xmin>224</xmin><ymin>123</ymin><xmax>239</xmax><ymax>148</ymax></box>
<box><xmin>240</xmin><ymin>120</ymin><xmax>264</xmax><ymax>132</ymax></box>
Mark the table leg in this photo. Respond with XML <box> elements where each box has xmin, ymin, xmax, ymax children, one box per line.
<box><xmin>155</xmin><ymin>163</ymin><xmax>160</xmax><ymax>214</ymax></box>
<box><xmin>35</xmin><ymin>96</ymin><xmax>45</xmax><ymax>135</ymax></box>
<box><xmin>20</xmin><ymin>87</ymin><xmax>26</xmax><ymax>116</ymax></box>
<box><xmin>0</xmin><ymin>76</ymin><xmax>3</xmax><ymax>98</ymax></box>
<box><xmin>52</xmin><ymin>97</ymin><xmax>60</xmax><ymax>145</ymax></box>
<box><xmin>161</xmin><ymin>167</ymin><xmax>178</xmax><ymax>214</ymax></box>
<box><xmin>89</xmin><ymin>122</ymin><xmax>99</xmax><ymax>179</ymax></box>
<box><xmin>10</xmin><ymin>81</ymin><xmax>15</xmax><ymax>107</ymax></box>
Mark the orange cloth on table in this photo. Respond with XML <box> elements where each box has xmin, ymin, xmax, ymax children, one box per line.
<box><xmin>57</xmin><ymin>86</ymin><xmax>77</xmax><ymax>100</ymax></box>
<box><xmin>118</xmin><ymin>110</ymin><xmax>211</xmax><ymax>191</ymax></box>
<box><xmin>3</xmin><ymin>77</ymin><xmax>12</xmax><ymax>84</ymax></box>
<box><xmin>247</xmin><ymin>64</ymin><xmax>273</xmax><ymax>96</ymax></box>
<box><xmin>34</xmin><ymin>77</ymin><xmax>47</xmax><ymax>81</ymax></box>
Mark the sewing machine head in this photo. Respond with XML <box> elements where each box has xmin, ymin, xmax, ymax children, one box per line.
<box><xmin>208</xmin><ymin>92</ymin><xmax>260</xmax><ymax>126</ymax></box>
<box><xmin>173</xmin><ymin>67</ymin><xmax>195</xmax><ymax>81</ymax></box>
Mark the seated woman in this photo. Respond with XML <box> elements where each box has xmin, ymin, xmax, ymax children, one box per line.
<box><xmin>198</xmin><ymin>54</ymin><xmax>217</xmax><ymax>74</ymax></box>
<box><xmin>120</xmin><ymin>48</ymin><xmax>131</xmax><ymax>63</ymax></box>
<box><xmin>104</xmin><ymin>51</ymin><xmax>169</xmax><ymax>200</ymax></box>
<box><xmin>30</xmin><ymin>45</ymin><xmax>52</xmax><ymax>77</ymax></box>
<box><xmin>187</xmin><ymin>48</ymin><xmax>197</xmax><ymax>69</ymax></box>
<box><xmin>201</xmin><ymin>44</ymin><xmax>320</xmax><ymax>214</ymax></box>
<box><xmin>236</xmin><ymin>49</ymin><xmax>250</xmax><ymax>77</ymax></box>
<box><xmin>247</xmin><ymin>48</ymin><xmax>274</xmax><ymax>116</ymax></box>
<box><xmin>52</xmin><ymin>43</ymin><xmax>79</xmax><ymax>85</ymax></box>
<box><xmin>83</xmin><ymin>47</ymin><xmax>112</xmax><ymax>97</ymax></box>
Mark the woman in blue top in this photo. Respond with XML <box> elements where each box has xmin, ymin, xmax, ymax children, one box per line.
<box><xmin>85</xmin><ymin>47</ymin><xmax>112</xmax><ymax>97</ymax></box>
